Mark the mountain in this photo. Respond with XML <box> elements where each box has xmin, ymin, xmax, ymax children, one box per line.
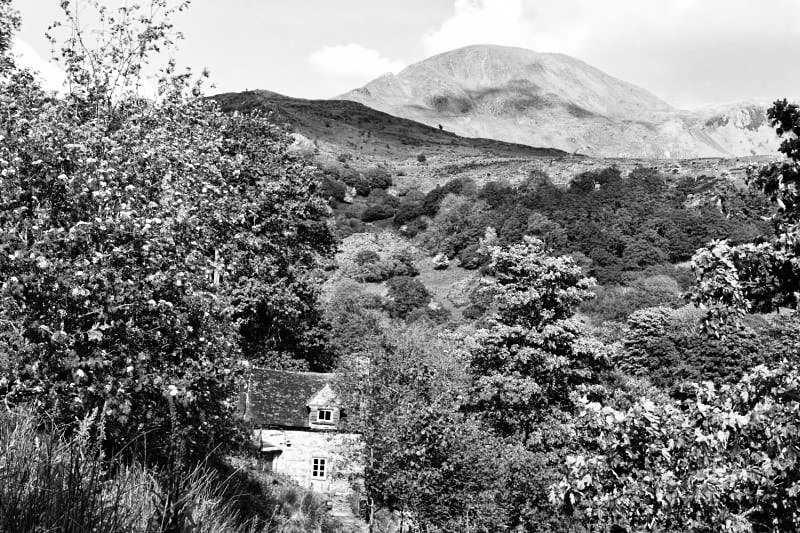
<box><xmin>338</xmin><ymin>45</ymin><xmax>779</xmax><ymax>158</ymax></box>
<box><xmin>212</xmin><ymin>89</ymin><xmax>563</xmax><ymax>160</ymax></box>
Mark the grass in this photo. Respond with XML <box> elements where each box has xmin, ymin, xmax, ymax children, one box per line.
<box><xmin>0</xmin><ymin>408</ymin><xmax>344</xmax><ymax>533</ymax></box>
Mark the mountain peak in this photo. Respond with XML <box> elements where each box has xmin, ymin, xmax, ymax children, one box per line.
<box><xmin>338</xmin><ymin>46</ymin><xmax>774</xmax><ymax>158</ymax></box>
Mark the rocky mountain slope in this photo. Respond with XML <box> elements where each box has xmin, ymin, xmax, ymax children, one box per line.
<box><xmin>338</xmin><ymin>45</ymin><xmax>779</xmax><ymax>158</ymax></box>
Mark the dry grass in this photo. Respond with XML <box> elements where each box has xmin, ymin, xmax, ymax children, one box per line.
<box><xmin>0</xmin><ymin>408</ymin><xmax>343</xmax><ymax>533</ymax></box>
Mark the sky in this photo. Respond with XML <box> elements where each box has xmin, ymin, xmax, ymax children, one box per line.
<box><xmin>11</xmin><ymin>0</ymin><xmax>800</xmax><ymax>109</ymax></box>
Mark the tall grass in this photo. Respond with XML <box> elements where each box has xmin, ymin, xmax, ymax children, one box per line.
<box><xmin>0</xmin><ymin>408</ymin><xmax>344</xmax><ymax>533</ymax></box>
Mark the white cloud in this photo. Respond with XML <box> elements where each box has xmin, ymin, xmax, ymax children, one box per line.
<box><xmin>424</xmin><ymin>0</ymin><xmax>534</xmax><ymax>55</ymax></box>
<box><xmin>308</xmin><ymin>43</ymin><xmax>405</xmax><ymax>96</ymax></box>
<box><xmin>10</xmin><ymin>37</ymin><xmax>66</xmax><ymax>93</ymax></box>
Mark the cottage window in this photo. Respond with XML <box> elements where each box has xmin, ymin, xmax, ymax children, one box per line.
<box><xmin>317</xmin><ymin>409</ymin><xmax>332</xmax><ymax>421</ymax></box>
<box><xmin>312</xmin><ymin>458</ymin><xmax>327</xmax><ymax>479</ymax></box>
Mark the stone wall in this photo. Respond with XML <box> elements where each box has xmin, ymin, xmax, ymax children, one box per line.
<box><xmin>255</xmin><ymin>428</ymin><xmax>364</xmax><ymax>528</ymax></box>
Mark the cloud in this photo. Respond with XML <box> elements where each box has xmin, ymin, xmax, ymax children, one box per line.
<box><xmin>422</xmin><ymin>0</ymin><xmax>800</xmax><ymax>108</ymax></box>
<box><xmin>10</xmin><ymin>37</ymin><xmax>66</xmax><ymax>92</ymax></box>
<box><xmin>308</xmin><ymin>43</ymin><xmax>405</xmax><ymax>96</ymax></box>
<box><xmin>423</xmin><ymin>0</ymin><xmax>536</xmax><ymax>56</ymax></box>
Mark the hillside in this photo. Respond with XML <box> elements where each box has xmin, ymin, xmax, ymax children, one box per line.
<box><xmin>212</xmin><ymin>89</ymin><xmax>762</xmax><ymax>193</ymax></box>
<box><xmin>212</xmin><ymin>89</ymin><xmax>564</xmax><ymax>160</ymax></box>
<box><xmin>339</xmin><ymin>45</ymin><xmax>780</xmax><ymax>159</ymax></box>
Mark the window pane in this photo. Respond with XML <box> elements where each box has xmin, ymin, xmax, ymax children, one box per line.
<box><xmin>312</xmin><ymin>458</ymin><xmax>326</xmax><ymax>478</ymax></box>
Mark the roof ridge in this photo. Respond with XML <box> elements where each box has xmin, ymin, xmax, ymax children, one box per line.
<box><xmin>250</xmin><ymin>366</ymin><xmax>337</xmax><ymax>378</ymax></box>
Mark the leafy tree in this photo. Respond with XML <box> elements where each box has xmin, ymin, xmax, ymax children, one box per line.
<box><xmin>554</xmin><ymin>361</ymin><xmax>800</xmax><ymax>532</ymax></box>
<box><xmin>0</xmin><ymin>0</ymin><xmax>20</xmax><ymax>70</ymax></box>
<box><xmin>467</xmin><ymin>237</ymin><xmax>608</xmax><ymax>438</ymax></box>
<box><xmin>338</xmin><ymin>324</ymin><xmax>512</xmax><ymax>532</ymax></box>
<box><xmin>691</xmin><ymin>99</ymin><xmax>800</xmax><ymax>327</ymax></box>
<box><xmin>465</xmin><ymin>237</ymin><xmax>609</xmax><ymax>528</ymax></box>
<box><xmin>0</xmin><ymin>0</ymin><xmax>334</xmax><ymax>461</ymax></box>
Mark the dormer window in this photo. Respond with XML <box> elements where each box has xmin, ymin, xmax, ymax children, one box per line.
<box><xmin>317</xmin><ymin>409</ymin><xmax>333</xmax><ymax>422</ymax></box>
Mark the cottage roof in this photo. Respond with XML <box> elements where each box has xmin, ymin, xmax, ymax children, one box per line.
<box><xmin>243</xmin><ymin>368</ymin><xmax>338</xmax><ymax>428</ymax></box>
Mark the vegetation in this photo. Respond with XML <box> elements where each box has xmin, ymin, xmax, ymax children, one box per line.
<box><xmin>552</xmin><ymin>101</ymin><xmax>800</xmax><ymax>532</ymax></box>
<box><xmin>3</xmin><ymin>1</ymin><xmax>800</xmax><ymax>531</ymax></box>
<box><xmin>0</xmin><ymin>407</ymin><xmax>339</xmax><ymax>532</ymax></box>
<box><xmin>0</xmin><ymin>2</ymin><xmax>340</xmax><ymax>531</ymax></box>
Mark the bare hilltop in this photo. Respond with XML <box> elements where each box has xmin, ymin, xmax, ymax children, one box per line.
<box><xmin>339</xmin><ymin>44</ymin><xmax>779</xmax><ymax>158</ymax></box>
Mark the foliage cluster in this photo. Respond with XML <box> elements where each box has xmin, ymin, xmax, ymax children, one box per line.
<box><xmin>402</xmin><ymin>167</ymin><xmax>770</xmax><ymax>284</ymax></box>
<box><xmin>552</xmin><ymin>99</ymin><xmax>800</xmax><ymax>532</ymax></box>
<box><xmin>620</xmin><ymin>307</ymin><xmax>795</xmax><ymax>395</ymax></box>
<box><xmin>555</xmin><ymin>361</ymin><xmax>800</xmax><ymax>532</ymax></box>
<box><xmin>385</xmin><ymin>276</ymin><xmax>432</xmax><ymax>318</ymax></box>
<box><xmin>0</xmin><ymin>0</ymin><xmax>334</xmax><ymax>468</ymax></box>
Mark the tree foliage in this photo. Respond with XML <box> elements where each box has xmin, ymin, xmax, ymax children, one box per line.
<box><xmin>464</xmin><ymin>237</ymin><xmax>609</xmax><ymax>529</ymax></box>
<box><xmin>338</xmin><ymin>324</ymin><xmax>512</xmax><ymax>532</ymax></box>
<box><xmin>467</xmin><ymin>237</ymin><xmax>608</xmax><ymax>439</ymax></box>
<box><xmin>691</xmin><ymin>99</ymin><xmax>800</xmax><ymax>328</ymax></box>
<box><xmin>554</xmin><ymin>361</ymin><xmax>800</xmax><ymax>532</ymax></box>
<box><xmin>0</xmin><ymin>0</ymin><xmax>20</xmax><ymax>70</ymax></box>
<box><xmin>0</xmin><ymin>0</ymin><xmax>334</xmax><ymax>461</ymax></box>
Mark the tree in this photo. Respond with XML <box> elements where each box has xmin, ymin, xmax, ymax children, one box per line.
<box><xmin>465</xmin><ymin>237</ymin><xmax>609</xmax><ymax>529</ymax></box>
<box><xmin>0</xmin><ymin>0</ymin><xmax>334</xmax><ymax>462</ymax></box>
<box><xmin>467</xmin><ymin>237</ymin><xmax>608</xmax><ymax>439</ymax></box>
<box><xmin>0</xmin><ymin>0</ymin><xmax>20</xmax><ymax>68</ymax></box>
<box><xmin>691</xmin><ymin>99</ymin><xmax>800</xmax><ymax>328</ymax></box>
<box><xmin>337</xmin><ymin>323</ymin><xmax>512</xmax><ymax>532</ymax></box>
<box><xmin>554</xmin><ymin>361</ymin><xmax>800</xmax><ymax>532</ymax></box>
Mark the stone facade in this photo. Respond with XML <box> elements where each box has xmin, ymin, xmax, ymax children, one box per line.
<box><xmin>254</xmin><ymin>428</ymin><xmax>361</xmax><ymax>519</ymax></box>
<box><xmin>243</xmin><ymin>369</ymin><xmax>365</xmax><ymax>530</ymax></box>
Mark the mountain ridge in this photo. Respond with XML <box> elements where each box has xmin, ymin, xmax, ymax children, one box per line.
<box><xmin>338</xmin><ymin>45</ymin><xmax>779</xmax><ymax>158</ymax></box>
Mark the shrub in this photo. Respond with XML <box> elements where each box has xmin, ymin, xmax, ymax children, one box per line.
<box><xmin>619</xmin><ymin>307</ymin><xmax>781</xmax><ymax>395</ymax></box>
<box><xmin>349</xmin><ymin>249</ymin><xmax>418</xmax><ymax>282</ymax></box>
<box><xmin>581</xmin><ymin>274</ymin><xmax>683</xmax><ymax>322</ymax></box>
<box><xmin>385</xmin><ymin>277</ymin><xmax>431</xmax><ymax>318</ymax></box>
<box><xmin>319</xmin><ymin>176</ymin><xmax>347</xmax><ymax>202</ymax></box>
<box><xmin>416</xmin><ymin>153</ymin><xmax>427</xmax><ymax>163</ymax></box>
<box><xmin>354</xmin><ymin>250</ymin><xmax>381</xmax><ymax>265</ymax></box>
<box><xmin>363</xmin><ymin>166</ymin><xmax>392</xmax><ymax>189</ymax></box>
<box><xmin>389</xmin><ymin>249</ymin><xmax>418</xmax><ymax>276</ymax></box>
<box><xmin>361</xmin><ymin>203</ymin><xmax>396</xmax><ymax>222</ymax></box>
<box><xmin>394</xmin><ymin>195</ymin><xmax>426</xmax><ymax>226</ymax></box>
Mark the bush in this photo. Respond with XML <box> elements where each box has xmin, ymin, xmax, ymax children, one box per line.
<box><xmin>363</xmin><ymin>166</ymin><xmax>393</xmax><ymax>189</ymax></box>
<box><xmin>416</xmin><ymin>153</ymin><xmax>427</xmax><ymax>163</ymax></box>
<box><xmin>354</xmin><ymin>250</ymin><xmax>380</xmax><ymax>265</ymax></box>
<box><xmin>349</xmin><ymin>249</ymin><xmax>418</xmax><ymax>282</ymax></box>
<box><xmin>319</xmin><ymin>176</ymin><xmax>347</xmax><ymax>202</ymax></box>
<box><xmin>385</xmin><ymin>277</ymin><xmax>431</xmax><ymax>318</ymax></box>
<box><xmin>581</xmin><ymin>274</ymin><xmax>683</xmax><ymax>322</ymax></box>
<box><xmin>361</xmin><ymin>203</ymin><xmax>396</xmax><ymax>222</ymax></box>
<box><xmin>619</xmin><ymin>307</ymin><xmax>780</xmax><ymax>395</ymax></box>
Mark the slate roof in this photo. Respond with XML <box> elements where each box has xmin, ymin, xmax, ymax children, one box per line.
<box><xmin>243</xmin><ymin>368</ymin><xmax>337</xmax><ymax>428</ymax></box>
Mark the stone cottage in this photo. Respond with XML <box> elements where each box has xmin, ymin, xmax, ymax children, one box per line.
<box><xmin>241</xmin><ymin>368</ymin><xmax>365</xmax><ymax>527</ymax></box>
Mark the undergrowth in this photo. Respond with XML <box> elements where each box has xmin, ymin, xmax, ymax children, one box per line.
<box><xmin>0</xmin><ymin>408</ymin><xmax>341</xmax><ymax>533</ymax></box>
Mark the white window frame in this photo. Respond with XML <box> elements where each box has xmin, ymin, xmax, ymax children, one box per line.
<box><xmin>312</xmin><ymin>457</ymin><xmax>327</xmax><ymax>479</ymax></box>
<box><xmin>317</xmin><ymin>409</ymin><xmax>333</xmax><ymax>422</ymax></box>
